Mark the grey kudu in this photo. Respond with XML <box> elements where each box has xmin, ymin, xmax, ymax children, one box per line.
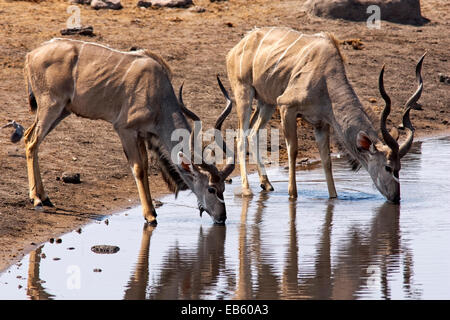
<box><xmin>226</xmin><ymin>27</ymin><xmax>425</xmax><ymax>203</ymax></box>
<box><xmin>21</xmin><ymin>38</ymin><xmax>235</xmax><ymax>224</ymax></box>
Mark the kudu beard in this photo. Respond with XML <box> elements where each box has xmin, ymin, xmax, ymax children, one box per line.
<box><xmin>171</xmin><ymin>122</ymin><xmax>280</xmax><ymax>169</ymax></box>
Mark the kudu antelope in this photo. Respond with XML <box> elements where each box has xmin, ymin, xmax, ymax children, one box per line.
<box><xmin>226</xmin><ymin>27</ymin><xmax>425</xmax><ymax>203</ymax></box>
<box><xmin>21</xmin><ymin>38</ymin><xmax>235</xmax><ymax>224</ymax></box>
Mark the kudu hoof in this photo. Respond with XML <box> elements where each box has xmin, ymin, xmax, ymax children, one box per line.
<box><xmin>242</xmin><ymin>188</ymin><xmax>254</xmax><ymax>197</ymax></box>
<box><xmin>260</xmin><ymin>182</ymin><xmax>274</xmax><ymax>192</ymax></box>
<box><xmin>145</xmin><ymin>219</ymin><xmax>158</xmax><ymax>227</ymax></box>
<box><xmin>42</xmin><ymin>197</ymin><xmax>55</xmax><ymax>207</ymax></box>
<box><xmin>34</xmin><ymin>202</ymin><xmax>44</xmax><ymax>211</ymax></box>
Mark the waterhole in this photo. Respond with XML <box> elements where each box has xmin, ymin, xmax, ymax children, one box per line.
<box><xmin>0</xmin><ymin>136</ymin><xmax>449</xmax><ymax>299</ymax></box>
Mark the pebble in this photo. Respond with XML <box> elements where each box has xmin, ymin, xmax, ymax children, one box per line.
<box><xmin>91</xmin><ymin>245</ymin><xmax>120</xmax><ymax>254</ymax></box>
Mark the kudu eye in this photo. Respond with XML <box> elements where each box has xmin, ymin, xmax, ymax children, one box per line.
<box><xmin>208</xmin><ymin>187</ymin><xmax>216</xmax><ymax>194</ymax></box>
<box><xmin>385</xmin><ymin>166</ymin><xmax>392</xmax><ymax>173</ymax></box>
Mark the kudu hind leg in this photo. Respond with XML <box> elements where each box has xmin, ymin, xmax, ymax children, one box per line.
<box><xmin>280</xmin><ymin>106</ymin><xmax>298</xmax><ymax>199</ymax></box>
<box><xmin>248</xmin><ymin>101</ymin><xmax>275</xmax><ymax>191</ymax></box>
<box><xmin>118</xmin><ymin>131</ymin><xmax>156</xmax><ymax>224</ymax></box>
<box><xmin>314</xmin><ymin>124</ymin><xmax>337</xmax><ymax>198</ymax></box>
<box><xmin>24</xmin><ymin>98</ymin><xmax>68</xmax><ymax>208</ymax></box>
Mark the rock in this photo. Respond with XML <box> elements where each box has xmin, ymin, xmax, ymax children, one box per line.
<box><xmin>137</xmin><ymin>0</ymin><xmax>193</xmax><ymax>8</ymax></box>
<box><xmin>438</xmin><ymin>73</ymin><xmax>450</xmax><ymax>84</ymax></box>
<box><xmin>91</xmin><ymin>0</ymin><xmax>122</xmax><ymax>10</ymax></box>
<box><xmin>303</xmin><ymin>0</ymin><xmax>428</xmax><ymax>25</ymax></box>
<box><xmin>56</xmin><ymin>238</ymin><xmax>62</xmax><ymax>244</ymax></box>
<box><xmin>69</xmin><ymin>0</ymin><xmax>92</xmax><ymax>4</ymax></box>
<box><xmin>61</xmin><ymin>172</ymin><xmax>81</xmax><ymax>184</ymax></box>
<box><xmin>189</xmin><ymin>5</ymin><xmax>206</xmax><ymax>12</ymax></box>
<box><xmin>93</xmin><ymin>268</ymin><xmax>102</xmax><ymax>272</ymax></box>
<box><xmin>60</xmin><ymin>26</ymin><xmax>95</xmax><ymax>37</ymax></box>
<box><xmin>91</xmin><ymin>245</ymin><xmax>120</xmax><ymax>254</ymax></box>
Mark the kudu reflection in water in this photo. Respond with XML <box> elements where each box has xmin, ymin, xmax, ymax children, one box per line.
<box><xmin>26</xmin><ymin>246</ymin><xmax>53</xmax><ymax>300</ymax></box>
<box><xmin>23</xmin><ymin>189</ymin><xmax>421</xmax><ymax>299</ymax></box>
<box><xmin>123</xmin><ymin>223</ymin><xmax>231</xmax><ymax>299</ymax></box>
<box><xmin>234</xmin><ymin>196</ymin><xmax>419</xmax><ymax>299</ymax></box>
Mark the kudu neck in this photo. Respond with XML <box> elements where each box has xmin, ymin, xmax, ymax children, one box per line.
<box><xmin>326</xmin><ymin>67</ymin><xmax>379</xmax><ymax>167</ymax></box>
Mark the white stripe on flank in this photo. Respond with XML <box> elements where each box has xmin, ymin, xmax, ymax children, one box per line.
<box><xmin>292</xmin><ymin>41</ymin><xmax>317</xmax><ymax>63</ymax></box>
<box><xmin>268</xmin><ymin>34</ymin><xmax>304</xmax><ymax>78</ymax></box>
<box><xmin>239</xmin><ymin>34</ymin><xmax>251</xmax><ymax>78</ymax></box>
<box><xmin>72</xmin><ymin>43</ymin><xmax>85</xmax><ymax>101</ymax></box>
<box><xmin>121</xmin><ymin>59</ymin><xmax>138</xmax><ymax>84</ymax></box>
<box><xmin>104</xmin><ymin>55</ymin><xmax>126</xmax><ymax>92</ymax></box>
<box><xmin>263</xmin><ymin>29</ymin><xmax>292</xmax><ymax>69</ymax></box>
<box><xmin>252</xmin><ymin>27</ymin><xmax>275</xmax><ymax>72</ymax></box>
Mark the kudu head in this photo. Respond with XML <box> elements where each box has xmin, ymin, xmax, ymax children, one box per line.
<box><xmin>356</xmin><ymin>54</ymin><xmax>425</xmax><ymax>203</ymax></box>
<box><xmin>177</xmin><ymin>76</ymin><xmax>235</xmax><ymax>224</ymax></box>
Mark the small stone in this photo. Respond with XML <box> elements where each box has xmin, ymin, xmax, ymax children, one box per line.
<box><xmin>368</xmin><ymin>97</ymin><xmax>377</xmax><ymax>103</ymax></box>
<box><xmin>442</xmin><ymin>120</ymin><xmax>449</xmax><ymax>125</ymax></box>
<box><xmin>189</xmin><ymin>5</ymin><xmax>206</xmax><ymax>12</ymax></box>
<box><xmin>104</xmin><ymin>219</ymin><xmax>109</xmax><ymax>225</ymax></box>
<box><xmin>153</xmin><ymin>200</ymin><xmax>163</xmax><ymax>208</ymax></box>
<box><xmin>67</xmin><ymin>247</ymin><xmax>75</xmax><ymax>250</ymax></box>
<box><xmin>53</xmin><ymin>257</ymin><xmax>61</xmax><ymax>261</ymax></box>
<box><xmin>40</xmin><ymin>253</ymin><xmax>46</xmax><ymax>259</ymax></box>
<box><xmin>56</xmin><ymin>238</ymin><xmax>62</xmax><ymax>244</ymax></box>
<box><xmin>49</xmin><ymin>238</ymin><xmax>55</xmax><ymax>244</ymax></box>
<box><xmin>93</xmin><ymin>268</ymin><xmax>102</xmax><ymax>272</ymax></box>
<box><xmin>225</xmin><ymin>178</ymin><xmax>232</xmax><ymax>184</ymax></box>
<box><xmin>225</xmin><ymin>22</ymin><xmax>234</xmax><ymax>27</ymax></box>
<box><xmin>76</xmin><ymin>228</ymin><xmax>82</xmax><ymax>234</ymax></box>
<box><xmin>62</xmin><ymin>172</ymin><xmax>81</xmax><ymax>184</ymax></box>
<box><xmin>91</xmin><ymin>245</ymin><xmax>120</xmax><ymax>254</ymax></box>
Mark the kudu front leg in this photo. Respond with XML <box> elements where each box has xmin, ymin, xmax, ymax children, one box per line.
<box><xmin>24</xmin><ymin>99</ymin><xmax>68</xmax><ymax>209</ymax></box>
<box><xmin>314</xmin><ymin>124</ymin><xmax>337</xmax><ymax>198</ymax></box>
<box><xmin>234</xmin><ymin>84</ymin><xmax>255</xmax><ymax>197</ymax></box>
<box><xmin>118</xmin><ymin>130</ymin><xmax>156</xmax><ymax>225</ymax></box>
<box><xmin>248</xmin><ymin>101</ymin><xmax>275</xmax><ymax>192</ymax></box>
<box><xmin>280</xmin><ymin>106</ymin><xmax>298</xmax><ymax>199</ymax></box>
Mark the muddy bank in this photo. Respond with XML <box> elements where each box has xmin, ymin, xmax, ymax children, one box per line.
<box><xmin>0</xmin><ymin>0</ymin><xmax>449</xmax><ymax>272</ymax></box>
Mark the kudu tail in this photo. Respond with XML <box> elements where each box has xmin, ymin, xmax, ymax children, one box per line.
<box><xmin>24</xmin><ymin>56</ymin><xmax>37</xmax><ymax>114</ymax></box>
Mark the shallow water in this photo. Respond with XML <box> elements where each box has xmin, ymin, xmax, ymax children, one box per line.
<box><xmin>1</xmin><ymin>137</ymin><xmax>450</xmax><ymax>300</ymax></box>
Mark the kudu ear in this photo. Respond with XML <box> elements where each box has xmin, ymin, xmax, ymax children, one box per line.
<box><xmin>356</xmin><ymin>131</ymin><xmax>376</xmax><ymax>153</ymax></box>
<box><xmin>390</xmin><ymin>127</ymin><xmax>399</xmax><ymax>142</ymax></box>
<box><xmin>177</xmin><ymin>151</ymin><xmax>192</xmax><ymax>173</ymax></box>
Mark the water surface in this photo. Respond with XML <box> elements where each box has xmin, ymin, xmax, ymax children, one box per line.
<box><xmin>1</xmin><ymin>137</ymin><xmax>449</xmax><ymax>300</ymax></box>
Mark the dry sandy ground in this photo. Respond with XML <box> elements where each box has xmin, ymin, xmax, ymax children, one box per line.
<box><xmin>0</xmin><ymin>0</ymin><xmax>449</xmax><ymax>272</ymax></box>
